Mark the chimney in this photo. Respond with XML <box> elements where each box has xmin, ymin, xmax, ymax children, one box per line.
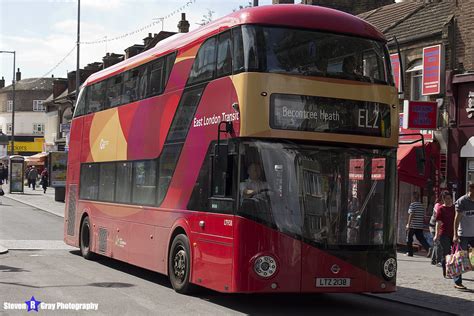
<box><xmin>0</xmin><ymin>77</ymin><xmax>4</xmax><ymax>89</ymax></box>
<box><xmin>178</xmin><ymin>13</ymin><xmax>190</xmax><ymax>33</ymax></box>
<box><xmin>102</xmin><ymin>53</ymin><xmax>125</xmax><ymax>69</ymax></box>
<box><xmin>15</xmin><ymin>68</ymin><xmax>21</xmax><ymax>81</ymax></box>
<box><xmin>143</xmin><ymin>33</ymin><xmax>154</xmax><ymax>47</ymax></box>
<box><xmin>53</xmin><ymin>78</ymin><xmax>68</xmax><ymax>98</ymax></box>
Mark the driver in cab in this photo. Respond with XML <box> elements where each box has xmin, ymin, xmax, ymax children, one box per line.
<box><xmin>240</xmin><ymin>162</ymin><xmax>269</xmax><ymax>201</ymax></box>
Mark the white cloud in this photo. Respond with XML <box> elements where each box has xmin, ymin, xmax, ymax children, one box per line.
<box><xmin>81</xmin><ymin>0</ymin><xmax>124</xmax><ymax>10</ymax></box>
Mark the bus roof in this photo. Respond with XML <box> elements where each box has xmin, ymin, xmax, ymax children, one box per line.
<box><xmin>86</xmin><ymin>4</ymin><xmax>385</xmax><ymax>85</ymax></box>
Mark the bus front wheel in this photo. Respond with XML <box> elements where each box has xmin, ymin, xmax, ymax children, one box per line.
<box><xmin>80</xmin><ymin>216</ymin><xmax>95</xmax><ymax>260</ymax></box>
<box><xmin>168</xmin><ymin>234</ymin><xmax>192</xmax><ymax>294</ymax></box>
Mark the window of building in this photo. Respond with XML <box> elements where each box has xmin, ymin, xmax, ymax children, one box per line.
<box><xmin>33</xmin><ymin>123</ymin><xmax>45</xmax><ymax>135</ymax></box>
<box><xmin>33</xmin><ymin>100</ymin><xmax>46</xmax><ymax>111</ymax></box>
<box><xmin>6</xmin><ymin>123</ymin><xmax>12</xmax><ymax>134</ymax></box>
<box><xmin>407</xmin><ymin>60</ymin><xmax>428</xmax><ymax>101</ymax></box>
<box><xmin>7</xmin><ymin>100</ymin><xmax>12</xmax><ymax>112</ymax></box>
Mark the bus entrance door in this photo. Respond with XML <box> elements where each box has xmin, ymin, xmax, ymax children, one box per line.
<box><xmin>192</xmin><ymin>198</ymin><xmax>234</xmax><ymax>292</ymax></box>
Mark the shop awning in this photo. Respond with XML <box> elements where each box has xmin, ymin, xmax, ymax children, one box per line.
<box><xmin>24</xmin><ymin>152</ymin><xmax>48</xmax><ymax>165</ymax></box>
<box><xmin>397</xmin><ymin>142</ymin><xmax>439</xmax><ymax>187</ymax></box>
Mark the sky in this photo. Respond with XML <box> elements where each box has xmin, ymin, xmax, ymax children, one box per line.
<box><xmin>0</xmin><ymin>0</ymin><xmax>274</xmax><ymax>84</ymax></box>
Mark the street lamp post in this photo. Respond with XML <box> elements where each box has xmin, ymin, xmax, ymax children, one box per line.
<box><xmin>76</xmin><ymin>0</ymin><xmax>81</xmax><ymax>96</ymax></box>
<box><xmin>0</xmin><ymin>50</ymin><xmax>16</xmax><ymax>156</ymax></box>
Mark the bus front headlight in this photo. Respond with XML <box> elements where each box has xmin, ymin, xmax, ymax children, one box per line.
<box><xmin>382</xmin><ymin>257</ymin><xmax>397</xmax><ymax>280</ymax></box>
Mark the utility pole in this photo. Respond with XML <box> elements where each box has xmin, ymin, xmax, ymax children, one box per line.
<box><xmin>76</xmin><ymin>0</ymin><xmax>81</xmax><ymax>99</ymax></box>
<box><xmin>0</xmin><ymin>50</ymin><xmax>16</xmax><ymax>155</ymax></box>
<box><xmin>11</xmin><ymin>52</ymin><xmax>15</xmax><ymax>156</ymax></box>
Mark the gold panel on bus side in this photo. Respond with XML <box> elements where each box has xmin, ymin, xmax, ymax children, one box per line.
<box><xmin>89</xmin><ymin>109</ymin><xmax>128</xmax><ymax>162</ymax></box>
<box><xmin>231</xmin><ymin>73</ymin><xmax>399</xmax><ymax>148</ymax></box>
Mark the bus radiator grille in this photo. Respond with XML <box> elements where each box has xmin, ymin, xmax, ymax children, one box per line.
<box><xmin>98</xmin><ymin>228</ymin><xmax>107</xmax><ymax>254</ymax></box>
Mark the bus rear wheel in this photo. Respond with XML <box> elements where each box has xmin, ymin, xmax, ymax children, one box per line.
<box><xmin>80</xmin><ymin>216</ymin><xmax>95</xmax><ymax>260</ymax></box>
<box><xmin>168</xmin><ymin>234</ymin><xmax>192</xmax><ymax>294</ymax></box>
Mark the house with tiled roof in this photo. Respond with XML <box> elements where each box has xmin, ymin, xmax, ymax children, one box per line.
<box><xmin>0</xmin><ymin>71</ymin><xmax>54</xmax><ymax>155</ymax></box>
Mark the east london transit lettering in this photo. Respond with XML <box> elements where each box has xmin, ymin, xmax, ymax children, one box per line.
<box><xmin>193</xmin><ymin>111</ymin><xmax>239</xmax><ymax>128</ymax></box>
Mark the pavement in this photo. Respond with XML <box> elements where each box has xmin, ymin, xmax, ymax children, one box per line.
<box><xmin>0</xmin><ymin>186</ymin><xmax>472</xmax><ymax>315</ymax></box>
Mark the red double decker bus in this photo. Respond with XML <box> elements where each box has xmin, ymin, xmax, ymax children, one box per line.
<box><xmin>64</xmin><ymin>4</ymin><xmax>399</xmax><ymax>294</ymax></box>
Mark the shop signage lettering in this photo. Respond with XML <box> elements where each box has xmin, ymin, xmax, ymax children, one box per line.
<box><xmin>390</xmin><ymin>53</ymin><xmax>401</xmax><ymax>92</ymax></box>
<box><xmin>422</xmin><ymin>45</ymin><xmax>442</xmax><ymax>95</ymax></box>
<box><xmin>402</xmin><ymin>100</ymin><xmax>437</xmax><ymax>130</ymax></box>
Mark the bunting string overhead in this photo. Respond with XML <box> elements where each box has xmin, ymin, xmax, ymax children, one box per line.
<box><xmin>81</xmin><ymin>0</ymin><xmax>196</xmax><ymax>45</ymax></box>
<box><xmin>22</xmin><ymin>0</ymin><xmax>197</xmax><ymax>83</ymax></box>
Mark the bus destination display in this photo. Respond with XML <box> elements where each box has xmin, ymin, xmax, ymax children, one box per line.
<box><xmin>270</xmin><ymin>94</ymin><xmax>391</xmax><ymax>137</ymax></box>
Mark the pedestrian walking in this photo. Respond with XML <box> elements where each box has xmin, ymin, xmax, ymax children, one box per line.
<box><xmin>452</xmin><ymin>182</ymin><xmax>474</xmax><ymax>290</ymax></box>
<box><xmin>406</xmin><ymin>191</ymin><xmax>431</xmax><ymax>256</ymax></box>
<box><xmin>3</xmin><ymin>164</ymin><xmax>8</xmax><ymax>184</ymax></box>
<box><xmin>433</xmin><ymin>191</ymin><xmax>455</xmax><ymax>278</ymax></box>
<box><xmin>0</xmin><ymin>163</ymin><xmax>5</xmax><ymax>185</ymax></box>
<box><xmin>25</xmin><ymin>166</ymin><xmax>32</xmax><ymax>187</ymax></box>
<box><xmin>429</xmin><ymin>194</ymin><xmax>444</xmax><ymax>265</ymax></box>
<box><xmin>27</xmin><ymin>166</ymin><xmax>38</xmax><ymax>190</ymax></box>
<box><xmin>40</xmin><ymin>169</ymin><xmax>48</xmax><ymax>194</ymax></box>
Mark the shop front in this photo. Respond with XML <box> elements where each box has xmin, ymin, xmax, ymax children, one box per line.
<box><xmin>396</xmin><ymin>141</ymin><xmax>440</xmax><ymax>245</ymax></box>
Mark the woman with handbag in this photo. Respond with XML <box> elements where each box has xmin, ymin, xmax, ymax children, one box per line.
<box><xmin>429</xmin><ymin>194</ymin><xmax>443</xmax><ymax>265</ymax></box>
<box><xmin>452</xmin><ymin>182</ymin><xmax>474</xmax><ymax>290</ymax></box>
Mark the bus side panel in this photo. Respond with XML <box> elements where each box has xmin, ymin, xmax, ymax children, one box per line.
<box><xmin>64</xmin><ymin>117</ymin><xmax>84</xmax><ymax>247</ymax></box>
<box><xmin>191</xmin><ymin>213</ymin><xmax>234</xmax><ymax>292</ymax></box>
<box><xmin>161</xmin><ymin>77</ymin><xmax>236</xmax><ymax>292</ymax></box>
<box><xmin>81</xmin><ymin>115</ymin><xmax>94</xmax><ymax>162</ymax></box>
<box><xmin>161</xmin><ymin>77</ymin><xmax>235</xmax><ymax>209</ymax></box>
<box><xmin>233</xmin><ymin>217</ymin><xmax>301</xmax><ymax>293</ymax></box>
<box><xmin>127</xmin><ymin>211</ymin><xmax>169</xmax><ymax>273</ymax></box>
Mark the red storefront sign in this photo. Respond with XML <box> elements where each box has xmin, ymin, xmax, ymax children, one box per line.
<box><xmin>390</xmin><ymin>53</ymin><xmax>401</xmax><ymax>92</ymax></box>
<box><xmin>402</xmin><ymin>100</ymin><xmax>437</xmax><ymax>129</ymax></box>
<box><xmin>422</xmin><ymin>45</ymin><xmax>442</xmax><ymax>95</ymax></box>
<box><xmin>399</xmin><ymin>113</ymin><xmax>433</xmax><ymax>141</ymax></box>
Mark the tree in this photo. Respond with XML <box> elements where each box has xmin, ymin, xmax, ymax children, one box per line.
<box><xmin>233</xmin><ymin>1</ymin><xmax>252</xmax><ymax>12</ymax></box>
<box><xmin>197</xmin><ymin>9</ymin><xmax>215</xmax><ymax>26</ymax></box>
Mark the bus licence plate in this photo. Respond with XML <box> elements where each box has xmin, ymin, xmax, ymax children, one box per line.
<box><xmin>316</xmin><ymin>278</ymin><xmax>351</xmax><ymax>287</ymax></box>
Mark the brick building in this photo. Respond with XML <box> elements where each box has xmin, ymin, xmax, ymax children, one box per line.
<box><xmin>272</xmin><ymin>0</ymin><xmax>394</xmax><ymax>15</ymax></box>
<box><xmin>0</xmin><ymin>70</ymin><xmax>54</xmax><ymax>156</ymax></box>
<box><xmin>358</xmin><ymin>0</ymin><xmax>474</xmax><ymax>243</ymax></box>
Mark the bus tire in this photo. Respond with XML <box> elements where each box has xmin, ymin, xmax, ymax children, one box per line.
<box><xmin>80</xmin><ymin>216</ymin><xmax>95</xmax><ymax>260</ymax></box>
<box><xmin>168</xmin><ymin>234</ymin><xmax>193</xmax><ymax>294</ymax></box>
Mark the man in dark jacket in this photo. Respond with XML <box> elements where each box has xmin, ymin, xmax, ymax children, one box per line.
<box><xmin>27</xmin><ymin>166</ymin><xmax>38</xmax><ymax>190</ymax></box>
